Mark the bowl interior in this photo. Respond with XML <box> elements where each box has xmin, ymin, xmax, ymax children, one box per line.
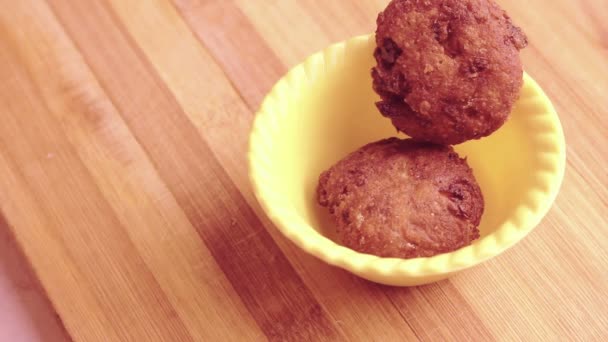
<box><xmin>251</xmin><ymin>35</ymin><xmax>564</xmax><ymax>286</ymax></box>
<box><xmin>262</xmin><ymin>36</ymin><xmax>558</xmax><ymax>245</ymax></box>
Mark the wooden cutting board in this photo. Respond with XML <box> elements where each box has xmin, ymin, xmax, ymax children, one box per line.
<box><xmin>0</xmin><ymin>0</ymin><xmax>606</xmax><ymax>340</ymax></box>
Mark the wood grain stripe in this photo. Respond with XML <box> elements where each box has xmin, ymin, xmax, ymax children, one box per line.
<box><xmin>172</xmin><ymin>0</ymin><xmax>285</xmax><ymax>109</ymax></box>
<box><xmin>235</xmin><ymin>0</ymin><xmax>332</xmax><ymax>67</ymax></box>
<box><xmin>298</xmin><ymin>0</ymin><xmax>377</xmax><ymax>40</ymax></box>
<box><xmin>383</xmin><ymin>283</ymin><xmax>494</xmax><ymax>341</ymax></box>
<box><xmin>572</xmin><ymin>0</ymin><xmax>608</xmax><ymax>51</ymax></box>
<box><xmin>0</xmin><ymin>36</ymin><xmax>192</xmax><ymax>341</ymax></box>
<box><xmin>46</xmin><ymin>0</ymin><xmax>344</xmax><ymax>340</ymax></box>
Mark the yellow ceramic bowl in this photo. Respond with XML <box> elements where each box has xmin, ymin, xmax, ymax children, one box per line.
<box><xmin>249</xmin><ymin>34</ymin><xmax>565</xmax><ymax>286</ymax></box>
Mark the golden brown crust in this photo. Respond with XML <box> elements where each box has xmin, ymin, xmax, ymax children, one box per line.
<box><xmin>317</xmin><ymin>138</ymin><xmax>484</xmax><ymax>258</ymax></box>
<box><xmin>372</xmin><ymin>0</ymin><xmax>528</xmax><ymax>145</ymax></box>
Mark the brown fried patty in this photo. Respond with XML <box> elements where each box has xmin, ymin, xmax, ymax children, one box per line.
<box><xmin>317</xmin><ymin>138</ymin><xmax>483</xmax><ymax>258</ymax></box>
<box><xmin>372</xmin><ymin>0</ymin><xmax>527</xmax><ymax>145</ymax></box>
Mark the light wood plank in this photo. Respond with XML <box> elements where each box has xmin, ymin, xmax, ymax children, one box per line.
<box><xmin>0</xmin><ymin>1</ymin><xmax>265</xmax><ymax>340</ymax></box>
